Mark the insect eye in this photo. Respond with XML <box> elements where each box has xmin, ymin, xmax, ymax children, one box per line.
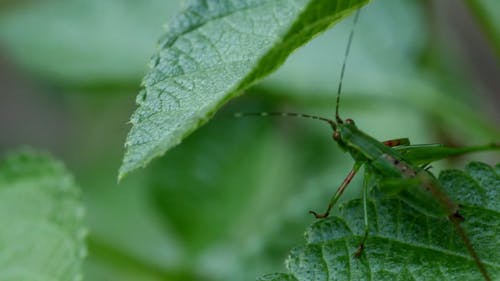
<box><xmin>345</xmin><ymin>118</ymin><xmax>355</xmax><ymax>125</ymax></box>
<box><xmin>333</xmin><ymin>131</ymin><xmax>341</xmax><ymax>141</ymax></box>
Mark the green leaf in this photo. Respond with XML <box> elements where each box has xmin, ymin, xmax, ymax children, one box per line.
<box><xmin>150</xmin><ymin>117</ymin><xmax>311</xmax><ymax>251</ymax></box>
<box><xmin>0</xmin><ymin>149</ymin><xmax>86</xmax><ymax>281</ymax></box>
<box><xmin>258</xmin><ymin>162</ymin><xmax>500</xmax><ymax>281</ymax></box>
<box><xmin>119</xmin><ymin>0</ymin><xmax>370</xmax><ymax>179</ymax></box>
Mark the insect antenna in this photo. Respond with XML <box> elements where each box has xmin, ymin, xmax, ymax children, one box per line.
<box><xmin>335</xmin><ymin>9</ymin><xmax>361</xmax><ymax>124</ymax></box>
<box><xmin>229</xmin><ymin>9</ymin><xmax>361</xmax><ymax>131</ymax></box>
<box><xmin>233</xmin><ymin>112</ymin><xmax>336</xmax><ymax>131</ymax></box>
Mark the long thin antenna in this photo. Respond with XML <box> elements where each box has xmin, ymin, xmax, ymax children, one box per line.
<box><xmin>234</xmin><ymin>112</ymin><xmax>336</xmax><ymax>131</ymax></box>
<box><xmin>335</xmin><ymin>9</ymin><xmax>361</xmax><ymax>124</ymax></box>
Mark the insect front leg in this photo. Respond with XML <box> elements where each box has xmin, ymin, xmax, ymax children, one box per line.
<box><xmin>310</xmin><ymin>162</ymin><xmax>362</xmax><ymax>218</ymax></box>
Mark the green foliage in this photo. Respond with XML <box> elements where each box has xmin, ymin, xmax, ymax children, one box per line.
<box><xmin>466</xmin><ymin>0</ymin><xmax>500</xmax><ymax>54</ymax></box>
<box><xmin>119</xmin><ymin>0</ymin><xmax>369</xmax><ymax>179</ymax></box>
<box><xmin>146</xmin><ymin>115</ymin><xmax>341</xmax><ymax>280</ymax></box>
<box><xmin>0</xmin><ymin>150</ymin><xmax>86</xmax><ymax>281</ymax></box>
<box><xmin>0</xmin><ymin>0</ymin><xmax>179</xmax><ymax>85</ymax></box>
<box><xmin>258</xmin><ymin>162</ymin><xmax>500</xmax><ymax>281</ymax></box>
<box><xmin>0</xmin><ymin>0</ymin><xmax>498</xmax><ymax>280</ymax></box>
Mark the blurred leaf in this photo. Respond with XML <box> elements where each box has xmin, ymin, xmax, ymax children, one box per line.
<box><xmin>0</xmin><ymin>149</ymin><xmax>86</xmax><ymax>280</ymax></box>
<box><xmin>149</xmin><ymin>110</ymin><xmax>356</xmax><ymax>280</ymax></box>
<box><xmin>83</xmin><ymin>172</ymin><xmax>188</xmax><ymax>280</ymax></box>
<box><xmin>0</xmin><ymin>0</ymin><xmax>180</xmax><ymax>85</ymax></box>
<box><xmin>259</xmin><ymin>0</ymin><xmax>427</xmax><ymax>99</ymax></box>
<box><xmin>119</xmin><ymin>0</ymin><xmax>369</xmax><ymax>179</ymax></box>
<box><xmin>150</xmin><ymin>119</ymin><xmax>304</xmax><ymax>250</ymax></box>
<box><xmin>466</xmin><ymin>0</ymin><xmax>500</xmax><ymax>55</ymax></box>
<box><xmin>258</xmin><ymin>162</ymin><xmax>500</xmax><ymax>281</ymax></box>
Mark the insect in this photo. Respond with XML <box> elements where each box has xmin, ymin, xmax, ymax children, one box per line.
<box><xmin>235</xmin><ymin>9</ymin><xmax>498</xmax><ymax>281</ymax></box>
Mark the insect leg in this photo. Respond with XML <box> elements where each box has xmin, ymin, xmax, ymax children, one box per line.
<box><xmin>382</xmin><ymin>138</ymin><xmax>410</xmax><ymax>147</ymax></box>
<box><xmin>448</xmin><ymin>213</ymin><xmax>491</xmax><ymax>281</ymax></box>
<box><xmin>416</xmin><ymin>171</ymin><xmax>491</xmax><ymax>280</ymax></box>
<box><xmin>310</xmin><ymin>162</ymin><xmax>362</xmax><ymax>218</ymax></box>
<box><xmin>393</xmin><ymin>143</ymin><xmax>499</xmax><ymax>165</ymax></box>
<box><xmin>354</xmin><ymin>168</ymin><xmax>371</xmax><ymax>258</ymax></box>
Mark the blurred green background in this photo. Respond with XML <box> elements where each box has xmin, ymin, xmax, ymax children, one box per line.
<box><xmin>0</xmin><ymin>0</ymin><xmax>498</xmax><ymax>280</ymax></box>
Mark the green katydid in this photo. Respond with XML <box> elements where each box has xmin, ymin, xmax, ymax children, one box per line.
<box><xmin>235</xmin><ymin>9</ymin><xmax>498</xmax><ymax>281</ymax></box>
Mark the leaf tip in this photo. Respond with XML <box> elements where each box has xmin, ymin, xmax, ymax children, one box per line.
<box><xmin>117</xmin><ymin>165</ymin><xmax>130</xmax><ymax>183</ymax></box>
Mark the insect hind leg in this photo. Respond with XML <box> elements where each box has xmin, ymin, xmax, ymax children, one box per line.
<box><xmin>354</xmin><ymin>169</ymin><xmax>371</xmax><ymax>258</ymax></box>
<box><xmin>382</xmin><ymin>138</ymin><xmax>410</xmax><ymax>147</ymax></box>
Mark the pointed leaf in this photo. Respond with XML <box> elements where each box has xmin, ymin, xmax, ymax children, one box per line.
<box><xmin>119</xmin><ymin>0</ymin><xmax>369</xmax><ymax>179</ymax></box>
